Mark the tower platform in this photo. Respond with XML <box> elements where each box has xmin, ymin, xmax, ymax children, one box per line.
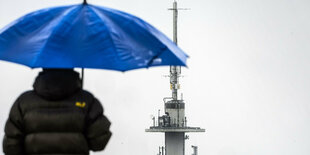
<box><xmin>146</xmin><ymin>126</ymin><xmax>205</xmax><ymax>133</ymax></box>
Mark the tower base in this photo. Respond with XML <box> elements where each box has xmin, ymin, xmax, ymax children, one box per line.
<box><xmin>166</xmin><ymin>132</ymin><xmax>185</xmax><ymax>155</ymax></box>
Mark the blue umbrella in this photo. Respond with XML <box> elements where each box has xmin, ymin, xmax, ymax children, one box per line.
<box><xmin>0</xmin><ymin>1</ymin><xmax>187</xmax><ymax>72</ymax></box>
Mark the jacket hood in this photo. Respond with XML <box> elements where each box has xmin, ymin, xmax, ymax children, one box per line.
<box><xmin>33</xmin><ymin>69</ymin><xmax>82</xmax><ymax>100</ymax></box>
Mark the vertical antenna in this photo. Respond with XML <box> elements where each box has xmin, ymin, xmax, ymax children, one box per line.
<box><xmin>173</xmin><ymin>1</ymin><xmax>178</xmax><ymax>44</ymax></box>
<box><xmin>169</xmin><ymin>1</ymin><xmax>181</xmax><ymax>100</ymax></box>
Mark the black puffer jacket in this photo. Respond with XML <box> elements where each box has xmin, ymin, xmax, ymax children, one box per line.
<box><xmin>3</xmin><ymin>69</ymin><xmax>112</xmax><ymax>155</ymax></box>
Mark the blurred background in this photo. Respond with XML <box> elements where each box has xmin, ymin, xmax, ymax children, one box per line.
<box><xmin>0</xmin><ymin>0</ymin><xmax>309</xmax><ymax>154</ymax></box>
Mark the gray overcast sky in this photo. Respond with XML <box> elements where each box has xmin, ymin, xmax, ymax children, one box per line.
<box><xmin>0</xmin><ymin>0</ymin><xmax>310</xmax><ymax>155</ymax></box>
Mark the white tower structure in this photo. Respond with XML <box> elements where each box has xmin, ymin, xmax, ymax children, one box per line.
<box><xmin>146</xmin><ymin>1</ymin><xmax>205</xmax><ymax>155</ymax></box>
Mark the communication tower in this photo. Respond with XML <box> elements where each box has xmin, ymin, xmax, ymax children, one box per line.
<box><xmin>146</xmin><ymin>1</ymin><xmax>205</xmax><ymax>155</ymax></box>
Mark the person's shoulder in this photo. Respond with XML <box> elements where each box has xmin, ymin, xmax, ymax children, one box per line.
<box><xmin>13</xmin><ymin>90</ymin><xmax>37</xmax><ymax>110</ymax></box>
<box><xmin>17</xmin><ymin>90</ymin><xmax>36</xmax><ymax>100</ymax></box>
<box><xmin>80</xmin><ymin>89</ymin><xmax>93</xmax><ymax>95</ymax></box>
<box><xmin>79</xmin><ymin>89</ymin><xmax>95</xmax><ymax>98</ymax></box>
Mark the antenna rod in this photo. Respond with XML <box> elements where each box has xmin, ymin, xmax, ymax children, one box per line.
<box><xmin>170</xmin><ymin>1</ymin><xmax>181</xmax><ymax>100</ymax></box>
<box><xmin>173</xmin><ymin>1</ymin><xmax>178</xmax><ymax>44</ymax></box>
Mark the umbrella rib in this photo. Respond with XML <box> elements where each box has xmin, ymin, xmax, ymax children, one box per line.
<box><xmin>31</xmin><ymin>6</ymin><xmax>80</xmax><ymax>68</ymax></box>
<box><xmin>91</xmin><ymin>6</ymin><xmax>152</xmax><ymax>70</ymax></box>
<box><xmin>88</xmin><ymin>6</ymin><xmax>122</xmax><ymax>70</ymax></box>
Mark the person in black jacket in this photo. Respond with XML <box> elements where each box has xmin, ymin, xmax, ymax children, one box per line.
<box><xmin>3</xmin><ymin>69</ymin><xmax>112</xmax><ymax>155</ymax></box>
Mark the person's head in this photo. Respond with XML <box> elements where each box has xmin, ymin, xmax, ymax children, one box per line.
<box><xmin>33</xmin><ymin>68</ymin><xmax>82</xmax><ymax>100</ymax></box>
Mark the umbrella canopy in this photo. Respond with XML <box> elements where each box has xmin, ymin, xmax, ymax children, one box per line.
<box><xmin>0</xmin><ymin>3</ymin><xmax>187</xmax><ymax>71</ymax></box>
